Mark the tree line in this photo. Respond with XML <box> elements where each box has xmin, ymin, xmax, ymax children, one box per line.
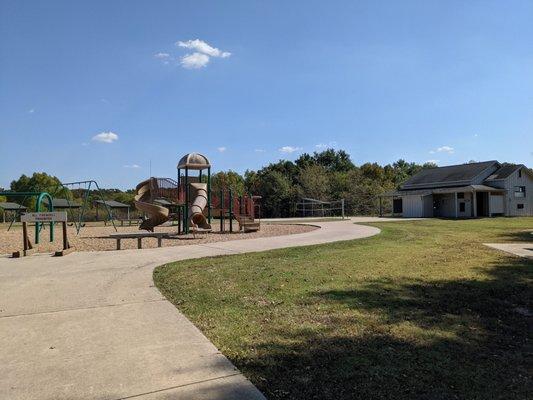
<box><xmin>212</xmin><ymin>149</ymin><xmax>436</xmax><ymax>217</ymax></box>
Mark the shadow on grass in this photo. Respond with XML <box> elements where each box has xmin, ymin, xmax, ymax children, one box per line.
<box><xmin>237</xmin><ymin>258</ymin><xmax>532</xmax><ymax>400</ymax></box>
<box><xmin>499</xmin><ymin>229</ymin><xmax>533</xmax><ymax>243</ymax></box>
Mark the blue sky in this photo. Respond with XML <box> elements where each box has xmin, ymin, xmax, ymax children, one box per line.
<box><xmin>1</xmin><ymin>0</ymin><xmax>531</xmax><ymax>189</ymax></box>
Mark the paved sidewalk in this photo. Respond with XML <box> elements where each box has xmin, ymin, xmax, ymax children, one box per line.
<box><xmin>484</xmin><ymin>243</ymin><xmax>533</xmax><ymax>258</ymax></box>
<box><xmin>0</xmin><ymin>220</ymin><xmax>380</xmax><ymax>400</ymax></box>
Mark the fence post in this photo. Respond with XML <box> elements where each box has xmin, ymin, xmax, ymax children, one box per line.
<box><xmin>341</xmin><ymin>199</ymin><xmax>345</xmax><ymax>219</ymax></box>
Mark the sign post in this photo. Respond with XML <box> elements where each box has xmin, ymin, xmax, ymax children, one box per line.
<box><xmin>14</xmin><ymin>212</ymin><xmax>72</xmax><ymax>257</ymax></box>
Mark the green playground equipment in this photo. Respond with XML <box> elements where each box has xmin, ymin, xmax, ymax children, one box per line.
<box><xmin>53</xmin><ymin>180</ymin><xmax>117</xmax><ymax>234</ymax></box>
<box><xmin>0</xmin><ymin>191</ymin><xmax>54</xmax><ymax>244</ymax></box>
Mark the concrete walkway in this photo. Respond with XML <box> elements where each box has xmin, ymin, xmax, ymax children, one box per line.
<box><xmin>484</xmin><ymin>243</ymin><xmax>533</xmax><ymax>258</ymax></box>
<box><xmin>0</xmin><ymin>220</ymin><xmax>380</xmax><ymax>400</ymax></box>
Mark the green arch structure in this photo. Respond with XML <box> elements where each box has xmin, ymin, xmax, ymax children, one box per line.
<box><xmin>35</xmin><ymin>192</ymin><xmax>54</xmax><ymax>244</ymax></box>
<box><xmin>0</xmin><ymin>191</ymin><xmax>54</xmax><ymax>244</ymax></box>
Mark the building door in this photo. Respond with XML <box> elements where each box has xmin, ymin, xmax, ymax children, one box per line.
<box><xmin>476</xmin><ymin>192</ymin><xmax>488</xmax><ymax>216</ymax></box>
<box><xmin>393</xmin><ymin>198</ymin><xmax>403</xmax><ymax>215</ymax></box>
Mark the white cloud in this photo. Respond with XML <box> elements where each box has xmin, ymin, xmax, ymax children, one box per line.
<box><xmin>430</xmin><ymin>145</ymin><xmax>454</xmax><ymax>154</ymax></box>
<box><xmin>176</xmin><ymin>39</ymin><xmax>231</xmax><ymax>69</ymax></box>
<box><xmin>279</xmin><ymin>146</ymin><xmax>302</xmax><ymax>154</ymax></box>
<box><xmin>217</xmin><ymin>146</ymin><xmax>227</xmax><ymax>153</ymax></box>
<box><xmin>315</xmin><ymin>141</ymin><xmax>337</xmax><ymax>150</ymax></box>
<box><xmin>123</xmin><ymin>164</ymin><xmax>141</xmax><ymax>169</ymax></box>
<box><xmin>92</xmin><ymin>131</ymin><xmax>119</xmax><ymax>143</ymax></box>
<box><xmin>154</xmin><ymin>52</ymin><xmax>172</xmax><ymax>65</ymax></box>
<box><xmin>177</xmin><ymin>39</ymin><xmax>231</xmax><ymax>58</ymax></box>
<box><xmin>28</xmin><ymin>108</ymin><xmax>35</xmax><ymax>114</ymax></box>
<box><xmin>180</xmin><ymin>52</ymin><xmax>210</xmax><ymax>69</ymax></box>
<box><xmin>426</xmin><ymin>159</ymin><xmax>439</xmax><ymax>164</ymax></box>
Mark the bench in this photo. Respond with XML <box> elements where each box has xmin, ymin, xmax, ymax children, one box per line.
<box><xmin>104</xmin><ymin>219</ymin><xmax>141</xmax><ymax>227</ymax></box>
<box><xmin>109</xmin><ymin>232</ymin><xmax>172</xmax><ymax>250</ymax></box>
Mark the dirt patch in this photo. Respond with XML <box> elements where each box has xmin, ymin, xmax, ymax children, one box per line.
<box><xmin>0</xmin><ymin>221</ymin><xmax>317</xmax><ymax>254</ymax></box>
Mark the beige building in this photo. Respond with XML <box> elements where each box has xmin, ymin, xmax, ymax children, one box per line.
<box><xmin>381</xmin><ymin>161</ymin><xmax>532</xmax><ymax>218</ymax></box>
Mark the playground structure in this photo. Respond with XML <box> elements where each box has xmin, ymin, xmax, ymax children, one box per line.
<box><xmin>0</xmin><ymin>190</ymin><xmax>55</xmax><ymax>244</ymax></box>
<box><xmin>0</xmin><ymin>190</ymin><xmax>74</xmax><ymax>257</ymax></box>
<box><xmin>52</xmin><ymin>180</ymin><xmax>117</xmax><ymax>233</ymax></box>
<box><xmin>296</xmin><ymin>197</ymin><xmax>346</xmax><ymax>218</ymax></box>
<box><xmin>134</xmin><ymin>153</ymin><xmax>261</xmax><ymax>235</ymax></box>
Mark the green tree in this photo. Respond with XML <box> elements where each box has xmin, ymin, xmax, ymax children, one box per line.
<box><xmin>297</xmin><ymin>164</ymin><xmax>330</xmax><ymax>201</ymax></box>
<box><xmin>296</xmin><ymin>149</ymin><xmax>355</xmax><ymax>172</ymax></box>
<box><xmin>253</xmin><ymin>170</ymin><xmax>294</xmax><ymax>218</ymax></box>
<box><xmin>9</xmin><ymin>172</ymin><xmax>63</xmax><ymax>209</ymax></box>
<box><xmin>211</xmin><ymin>171</ymin><xmax>245</xmax><ymax>195</ymax></box>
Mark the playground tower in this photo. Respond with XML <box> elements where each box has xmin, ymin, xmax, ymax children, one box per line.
<box><xmin>177</xmin><ymin>153</ymin><xmax>211</xmax><ymax>233</ymax></box>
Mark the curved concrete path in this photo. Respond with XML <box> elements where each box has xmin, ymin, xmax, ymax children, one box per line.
<box><xmin>0</xmin><ymin>220</ymin><xmax>380</xmax><ymax>400</ymax></box>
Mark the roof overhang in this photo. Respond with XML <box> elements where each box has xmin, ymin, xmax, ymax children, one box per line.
<box><xmin>381</xmin><ymin>185</ymin><xmax>506</xmax><ymax>197</ymax></box>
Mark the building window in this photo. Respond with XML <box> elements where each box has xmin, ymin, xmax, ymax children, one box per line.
<box><xmin>457</xmin><ymin>192</ymin><xmax>464</xmax><ymax>199</ymax></box>
<box><xmin>459</xmin><ymin>202</ymin><xmax>465</xmax><ymax>212</ymax></box>
<box><xmin>517</xmin><ymin>204</ymin><xmax>524</xmax><ymax>210</ymax></box>
<box><xmin>393</xmin><ymin>198</ymin><xmax>403</xmax><ymax>214</ymax></box>
<box><xmin>514</xmin><ymin>186</ymin><xmax>526</xmax><ymax>198</ymax></box>
<box><xmin>518</xmin><ymin>169</ymin><xmax>522</xmax><ymax>178</ymax></box>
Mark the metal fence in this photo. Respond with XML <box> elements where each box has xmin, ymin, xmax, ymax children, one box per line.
<box><xmin>295</xmin><ymin>198</ymin><xmax>345</xmax><ymax>218</ymax></box>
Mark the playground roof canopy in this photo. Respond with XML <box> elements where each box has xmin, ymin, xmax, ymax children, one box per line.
<box><xmin>177</xmin><ymin>152</ymin><xmax>211</xmax><ymax>170</ymax></box>
<box><xmin>94</xmin><ymin>200</ymin><xmax>130</xmax><ymax>208</ymax></box>
<box><xmin>43</xmin><ymin>198</ymin><xmax>82</xmax><ymax>208</ymax></box>
<box><xmin>0</xmin><ymin>202</ymin><xmax>27</xmax><ymax>211</ymax></box>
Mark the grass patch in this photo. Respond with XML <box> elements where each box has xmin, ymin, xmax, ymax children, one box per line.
<box><xmin>154</xmin><ymin>218</ymin><xmax>533</xmax><ymax>399</ymax></box>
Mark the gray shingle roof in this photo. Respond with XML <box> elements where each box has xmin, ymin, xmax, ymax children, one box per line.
<box><xmin>0</xmin><ymin>202</ymin><xmax>27</xmax><ymax>211</ymax></box>
<box><xmin>484</xmin><ymin>164</ymin><xmax>522</xmax><ymax>181</ymax></box>
<box><xmin>42</xmin><ymin>198</ymin><xmax>82</xmax><ymax>208</ymax></box>
<box><xmin>401</xmin><ymin>160</ymin><xmax>499</xmax><ymax>190</ymax></box>
<box><xmin>94</xmin><ymin>200</ymin><xmax>130</xmax><ymax>208</ymax></box>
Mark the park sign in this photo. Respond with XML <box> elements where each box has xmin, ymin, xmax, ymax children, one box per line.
<box><xmin>21</xmin><ymin>211</ymin><xmax>67</xmax><ymax>223</ymax></box>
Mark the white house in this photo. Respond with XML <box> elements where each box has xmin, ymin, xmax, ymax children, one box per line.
<box><xmin>380</xmin><ymin>161</ymin><xmax>532</xmax><ymax>218</ymax></box>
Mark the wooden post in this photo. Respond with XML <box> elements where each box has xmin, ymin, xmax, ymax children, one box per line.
<box><xmin>62</xmin><ymin>221</ymin><xmax>68</xmax><ymax>250</ymax></box>
<box><xmin>23</xmin><ymin>222</ymin><xmax>29</xmax><ymax>252</ymax></box>
<box><xmin>137</xmin><ymin>237</ymin><xmax>142</xmax><ymax>249</ymax></box>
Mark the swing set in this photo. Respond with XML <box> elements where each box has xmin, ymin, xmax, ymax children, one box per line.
<box><xmin>50</xmin><ymin>180</ymin><xmax>117</xmax><ymax>234</ymax></box>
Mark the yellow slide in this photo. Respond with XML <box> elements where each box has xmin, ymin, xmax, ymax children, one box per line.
<box><xmin>189</xmin><ymin>183</ymin><xmax>212</xmax><ymax>230</ymax></box>
<box><xmin>134</xmin><ymin>179</ymin><xmax>169</xmax><ymax>232</ymax></box>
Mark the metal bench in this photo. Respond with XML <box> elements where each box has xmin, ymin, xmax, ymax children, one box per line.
<box><xmin>109</xmin><ymin>232</ymin><xmax>172</xmax><ymax>250</ymax></box>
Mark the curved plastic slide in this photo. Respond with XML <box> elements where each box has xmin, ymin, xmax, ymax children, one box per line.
<box><xmin>134</xmin><ymin>179</ymin><xmax>169</xmax><ymax>232</ymax></box>
<box><xmin>189</xmin><ymin>183</ymin><xmax>212</xmax><ymax>230</ymax></box>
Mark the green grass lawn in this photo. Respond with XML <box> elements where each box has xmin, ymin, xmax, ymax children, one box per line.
<box><xmin>154</xmin><ymin>218</ymin><xmax>533</xmax><ymax>400</ymax></box>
